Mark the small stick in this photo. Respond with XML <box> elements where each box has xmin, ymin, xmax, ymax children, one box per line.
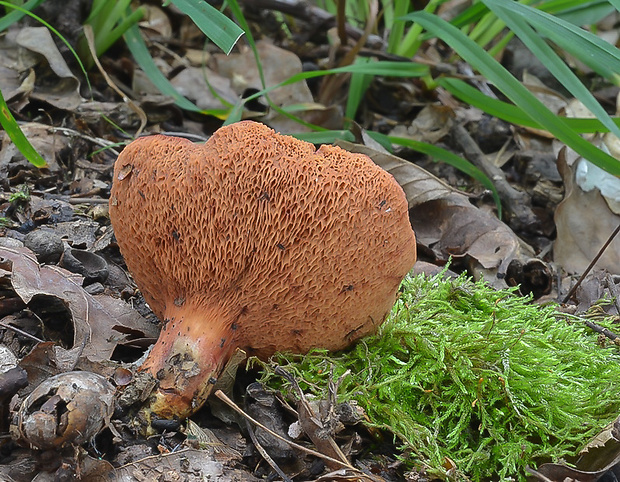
<box><xmin>584</xmin><ymin>319</ymin><xmax>619</xmax><ymax>343</ymax></box>
<box><xmin>562</xmin><ymin>224</ymin><xmax>620</xmax><ymax>304</ymax></box>
<box><xmin>214</xmin><ymin>390</ymin><xmax>354</xmax><ymax>470</ymax></box>
<box><xmin>244</xmin><ymin>419</ymin><xmax>292</xmax><ymax>482</ymax></box>
<box><xmin>525</xmin><ymin>466</ymin><xmax>555</xmax><ymax>482</ymax></box>
<box><xmin>0</xmin><ymin>319</ymin><xmax>44</xmax><ymax>343</ymax></box>
<box><xmin>605</xmin><ymin>273</ymin><xmax>620</xmax><ymax>314</ymax></box>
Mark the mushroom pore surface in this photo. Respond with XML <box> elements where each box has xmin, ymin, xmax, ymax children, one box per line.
<box><xmin>109</xmin><ymin>121</ymin><xmax>416</xmax><ymax>420</ymax></box>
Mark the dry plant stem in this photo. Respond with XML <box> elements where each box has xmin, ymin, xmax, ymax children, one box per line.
<box><xmin>526</xmin><ymin>467</ymin><xmax>555</xmax><ymax>482</ymax></box>
<box><xmin>275</xmin><ymin>366</ymin><xmax>350</xmax><ymax>469</ymax></box>
<box><xmin>318</xmin><ymin>0</ymin><xmax>378</xmax><ymax>105</ymax></box>
<box><xmin>605</xmin><ymin>273</ymin><xmax>620</xmax><ymax>314</ymax></box>
<box><xmin>49</xmin><ymin>127</ymin><xmax>121</xmax><ymax>155</ymax></box>
<box><xmin>451</xmin><ymin>123</ymin><xmax>538</xmax><ymax>229</ymax></box>
<box><xmin>0</xmin><ymin>320</ymin><xmax>43</xmax><ymax>343</ymax></box>
<box><xmin>244</xmin><ymin>419</ymin><xmax>293</xmax><ymax>482</ymax></box>
<box><xmin>214</xmin><ymin>390</ymin><xmax>357</xmax><ymax>472</ymax></box>
<box><xmin>336</xmin><ymin>0</ymin><xmax>347</xmax><ymax>46</ymax></box>
<box><xmin>83</xmin><ymin>25</ymin><xmax>147</xmax><ymax>135</ymax></box>
<box><xmin>562</xmin><ymin>224</ymin><xmax>620</xmax><ymax>304</ymax></box>
<box><xmin>583</xmin><ymin>319</ymin><xmax>619</xmax><ymax>343</ymax></box>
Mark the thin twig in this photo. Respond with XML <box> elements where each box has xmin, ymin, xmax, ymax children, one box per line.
<box><xmin>244</xmin><ymin>419</ymin><xmax>293</xmax><ymax>482</ymax></box>
<box><xmin>451</xmin><ymin>123</ymin><xmax>537</xmax><ymax>227</ymax></box>
<box><xmin>214</xmin><ymin>390</ymin><xmax>354</xmax><ymax>470</ymax></box>
<box><xmin>83</xmin><ymin>24</ymin><xmax>147</xmax><ymax>136</ymax></box>
<box><xmin>605</xmin><ymin>273</ymin><xmax>620</xmax><ymax>314</ymax></box>
<box><xmin>525</xmin><ymin>466</ymin><xmax>555</xmax><ymax>482</ymax></box>
<box><xmin>562</xmin><ymin>224</ymin><xmax>620</xmax><ymax>304</ymax></box>
<box><xmin>584</xmin><ymin>319</ymin><xmax>619</xmax><ymax>343</ymax></box>
<box><xmin>48</xmin><ymin>127</ymin><xmax>121</xmax><ymax>156</ymax></box>
<box><xmin>0</xmin><ymin>319</ymin><xmax>44</xmax><ymax>343</ymax></box>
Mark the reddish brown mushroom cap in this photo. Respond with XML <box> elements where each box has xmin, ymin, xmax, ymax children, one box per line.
<box><xmin>109</xmin><ymin>121</ymin><xmax>416</xmax><ymax>420</ymax></box>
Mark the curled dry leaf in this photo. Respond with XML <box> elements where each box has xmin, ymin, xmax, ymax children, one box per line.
<box><xmin>12</xmin><ymin>27</ymin><xmax>83</xmax><ymax>110</ymax></box>
<box><xmin>336</xmin><ymin>140</ymin><xmax>552</xmax><ymax>292</ymax></box>
<box><xmin>554</xmin><ymin>147</ymin><xmax>620</xmax><ymax>274</ymax></box>
<box><xmin>10</xmin><ymin>371</ymin><xmax>115</xmax><ymax>450</ymax></box>
<box><xmin>0</xmin><ymin>245</ymin><xmax>158</xmax><ymax>363</ymax></box>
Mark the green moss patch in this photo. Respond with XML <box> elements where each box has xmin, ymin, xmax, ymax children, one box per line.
<box><xmin>261</xmin><ymin>273</ymin><xmax>620</xmax><ymax>480</ymax></box>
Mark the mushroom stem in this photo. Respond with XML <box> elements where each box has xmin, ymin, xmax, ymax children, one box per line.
<box><xmin>139</xmin><ymin>302</ymin><xmax>236</xmax><ymax>420</ymax></box>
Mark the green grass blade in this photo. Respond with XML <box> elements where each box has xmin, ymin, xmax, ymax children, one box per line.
<box><xmin>389</xmin><ymin>135</ymin><xmax>503</xmax><ymax>216</ymax></box>
<box><xmin>482</xmin><ymin>0</ymin><xmax>620</xmax><ymax>140</ymax></box>
<box><xmin>439</xmin><ymin>78</ymin><xmax>620</xmax><ymax>133</ymax></box>
<box><xmin>553</xmin><ymin>0</ymin><xmax>614</xmax><ymax>25</ymax></box>
<box><xmin>97</xmin><ymin>5</ymin><xmax>145</xmax><ymax>57</ymax></box>
<box><xmin>291</xmin><ymin>130</ymin><xmax>355</xmax><ymax>144</ymax></box>
<box><xmin>234</xmin><ymin>60</ymin><xmax>429</xmax><ymax>125</ymax></box>
<box><xmin>124</xmin><ymin>24</ymin><xmax>202</xmax><ymax>112</ymax></box>
<box><xmin>345</xmin><ymin>57</ymin><xmax>372</xmax><ymax>124</ymax></box>
<box><xmin>168</xmin><ymin>0</ymin><xmax>243</xmax><ymax>55</ymax></box>
<box><xmin>387</xmin><ymin>0</ymin><xmax>409</xmax><ymax>53</ymax></box>
<box><xmin>272</xmin><ymin>61</ymin><xmax>429</xmax><ymax>93</ymax></box>
<box><xmin>608</xmin><ymin>0</ymin><xmax>620</xmax><ymax>10</ymax></box>
<box><xmin>491</xmin><ymin>0</ymin><xmax>620</xmax><ymax>83</ymax></box>
<box><xmin>0</xmin><ymin>89</ymin><xmax>47</xmax><ymax>168</ymax></box>
<box><xmin>450</xmin><ymin>2</ymin><xmax>489</xmax><ymax>29</ymax></box>
<box><xmin>0</xmin><ymin>0</ymin><xmax>46</xmax><ymax>32</ymax></box>
<box><xmin>406</xmin><ymin>11</ymin><xmax>620</xmax><ymax>177</ymax></box>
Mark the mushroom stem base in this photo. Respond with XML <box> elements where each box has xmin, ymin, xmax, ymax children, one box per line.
<box><xmin>137</xmin><ymin>307</ymin><xmax>236</xmax><ymax>422</ymax></box>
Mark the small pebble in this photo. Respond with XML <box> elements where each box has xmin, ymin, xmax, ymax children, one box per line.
<box><xmin>23</xmin><ymin>230</ymin><xmax>64</xmax><ymax>264</ymax></box>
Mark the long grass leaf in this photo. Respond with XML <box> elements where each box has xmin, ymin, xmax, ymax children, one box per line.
<box><xmin>236</xmin><ymin>60</ymin><xmax>429</xmax><ymax>125</ymax></box>
<box><xmin>389</xmin><ymin>135</ymin><xmax>502</xmax><ymax>215</ymax></box>
<box><xmin>0</xmin><ymin>0</ymin><xmax>46</xmax><ymax>32</ymax></box>
<box><xmin>608</xmin><ymin>0</ymin><xmax>620</xmax><ymax>10</ymax></box>
<box><xmin>440</xmin><ymin>78</ymin><xmax>620</xmax><ymax>133</ymax></box>
<box><xmin>405</xmin><ymin>12</ymin><xmax>620</xmax><ymax>177</ymax></box>
<box><xmin>490</xmin><ymin>1</ymin><xmax>620</xmax><ymax>83</ymax></box>
<box><xmin>292</xmin><ymin>130</ymin><xmax>355</xmax><ymax>144</ymax></box>
<box><xmin>482</xmin><ymin>0</ymin><xmax>620</xmax><ymax>140</ymax></box>
<box><xmin>553</xmin><ymin>0</ymin><xmax>614</xmax><ymax>25</ymax></box>
<box><xmin>124</xmin><ymin>24</ymin><xmax>202</xmax><ymax>112</ymax></box>
<box><xmin>168</xmin><ymin>0</ymin><xmax>243</xmax><ymax>55</ymax></box>
<box><xmin>0</xmin><ymin>89</ymin><xmax>46</xmax><ymax>168</ymax></box>
<box><xmin>345</xmin><ymin>57</ymin><xmax>372</xmax><ymax>124</ymax></box>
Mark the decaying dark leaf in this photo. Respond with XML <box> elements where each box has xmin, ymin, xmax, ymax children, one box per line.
<box><xmin>0</xmin><ymin>245</ymin><xmax>158</xmax><ymax>363</ymax></box>
<box><xmin>111</xmin><ymin>448</ymin><xmax>261</xmax><ymax>481</ymax></box>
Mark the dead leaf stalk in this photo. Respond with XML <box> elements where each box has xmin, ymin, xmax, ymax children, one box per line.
<box><xmin>0</xmin><ymin>319</ymin><xmax>44</xmax><ymax>343</ymax></box>
<box><xmin>214</xmin><ymin>390</ymin><xmax>358</xmax><ymax>472</ymax></box>
<box><xmin>244</xmin><ymin>418</ymin><xmax>293</xmax><ymax>482</ymax></box>
<box><xmin>452</xmin><ymin>123</ymin><xmax>537</xmax><ymax>230</ymax></box>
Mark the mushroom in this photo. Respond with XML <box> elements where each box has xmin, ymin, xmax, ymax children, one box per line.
<box><xmin>109</xmin><ymin>121</ymin><xmax>416</xmax><ymax>421</ymax></box>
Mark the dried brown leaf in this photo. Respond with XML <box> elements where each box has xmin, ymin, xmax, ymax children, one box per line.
<box><xmin>554</xmin><ymin>148</ymin><xmax>620</xmax><ymax>274</ymax></box>
<box><xmin>0</xmin><ymin>246</ymin><xmax>158</xmax><ymax>363</ymax></box>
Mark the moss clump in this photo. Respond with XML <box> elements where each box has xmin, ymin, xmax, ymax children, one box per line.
<box><xmin>261</xmin><ymin>273</ymin><xmax>620</xmax><ymax>480</ymax></box>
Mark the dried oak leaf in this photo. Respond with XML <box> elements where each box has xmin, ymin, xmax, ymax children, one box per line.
<box><xmin>553</xmin><ymin>148</ymin><xmax>620</xmax><ymax>274</ymax></box>
<box><xmin>0</xmin><ymin>245</ymin><xmax>158</xmax><ymax>363</ymax></box>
